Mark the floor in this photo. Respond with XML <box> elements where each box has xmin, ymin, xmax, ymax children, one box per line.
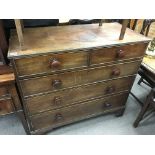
<box><xmin>0</xmin><ymin>75</ymin><xmax>155</xmax><ymax>135</ymax></box>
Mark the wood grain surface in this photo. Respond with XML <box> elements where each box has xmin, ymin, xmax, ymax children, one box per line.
<box><xmin>8</xmin><ymin>23</ymin><xmax>151</xmax><ymax>134</ymax></box>
<box><xmin>25</xmin><ymin>76</ymin><xmax>134</xmax><ymax>115</ymax></box>
<box><xmin>20</xmin><ymin>60</ymin><xmax>141</xmax><ymax>96</ymax></box>
<box><xmin>8</xmin><ymin>23</ymin><xmax>151</xmax><ymax>58</ymax></box>
<box><xmin>30</xmin><ymin>92</ymin><xmax>129</xmax><ymax>131</ymax></box>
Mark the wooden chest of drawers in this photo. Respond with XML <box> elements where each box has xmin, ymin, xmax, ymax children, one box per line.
<box><xmin>8</xmin><ymin>23</ymin><xmax>151</xmax><ymax>134</ymax></box>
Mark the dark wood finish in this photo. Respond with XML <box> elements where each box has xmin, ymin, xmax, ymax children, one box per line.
<box><xmin>30</xmin><ymin>92</ymin><xmax>129</xmax><ymax>131</ymax></box>
<box><xmin>8</xmin><ymin>23</ymin><xmax>150</xmax><ymax>58</ymax></box>
<box><xmin>8</xmin><ymin>23</ymin><xmax>150</xmax><ymax>134</ymax></box>
<box><xmin>15</xmin><ymin>52</ymin><xmax>88</xmax><ymax>77</ymax></box>
<box><xmin>20</xmin><ymin>60</ymin><xmax>141</xmax><ymax>96</ymax></box>
<box><xmin>0</xmin><ymin>72</ymin><xmax>30</xmax><ymax>134</ymax></box>
<box><xmin>91</xmin><ymin>43</ymin><xmax>148</xmax><ymax>65</ymax></box>
<box><xmin>0</xmin><ymin>48</ymin><xmax>5</xmax><ymax>65</ymax></box>
<box><xmin>0</xmin><ymin>20</ymin><xmax>8</xmax><ymax>64</ymax></box>
<box><xmin>0</xmin><ymin>73</ymin><xmax>15</xmax><ymax>116</ymax></box>
<box><xmin>25</xmin><ymin>77</ymin><xmax>134</xmax><ymax>115</ymax></box>
<box><xmin>14</xmin><ymin>43</ymin><xmax>147</xmax><ymax>78</ymax></box>
<box><xmin>0</xmin><ymin>73</ymin><xmax>20</xmax><ymax>115</ymax></box>
<box><xmin>0</xmin><ymin>86</ymin><xmax>8</xmax><ymax>96</ymax></box>
<box><xmin>0</xmin><ymin>65</ymin><xmax>13</xmax><ymax>75</ymax></box>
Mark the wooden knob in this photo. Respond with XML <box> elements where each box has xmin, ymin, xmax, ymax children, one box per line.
<box><xmin>112</xmin><ymin>68</ymin><xmax>120</xmax><ymax>76</ymax></box>
<box><xmin>104</xmin><ymin>102</ymin><xmax>112</xmax><ymax>108</ymax></box>
<box><xmin>52</xmin><ymin>79</ymin><xmax>62</xmax><ymax>88</ymax></box>
<box><xmin>106</xmin><ymin>86</ymin><xmax>115</xmax><ymax>94</ymax></box>
<box><xmin>53</xmin><ymin>96</ymin><xmax>62</xmax><ymax>105</ymax></box>
<box><xmin>54</xmin><ymin>113</ymin><xmax>63</xmax><ymax>121</ymax></box>
<box><xmin>117</xmin><ymin>50</ymin><xmax>125</xmax><ymax>58</ymax></box>
<box><xmin>50</xmin><ymin>58</ymin><xmax>61</xmax><ymax>68</ymax></box>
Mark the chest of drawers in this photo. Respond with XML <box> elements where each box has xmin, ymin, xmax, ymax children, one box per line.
<box><xmin>8</xmin><ymin>23</ymin><xmax>151</xmax><ymax>134</ymax></box>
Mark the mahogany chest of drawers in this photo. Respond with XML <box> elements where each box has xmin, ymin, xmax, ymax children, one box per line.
<box><xmin>8</xmin><ymin>23</ymin><xmax>151</xmax><ymax>134</ymax></box>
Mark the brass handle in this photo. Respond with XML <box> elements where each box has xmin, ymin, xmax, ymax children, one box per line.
<box><xmin>53</xmin><ymin>96</ymin><xmax>62</xmax><ymax>105</ymax></box>
<box><xmin>106</xmin><ymin>86</ymin><xmax>115</xmax><ymax>94</ymax></box>
<box><xmin>50</xmin><ymin>58</ymin><xmax>61</xmax><ymax>68</ymax></box>
<box><xmin>52</xmin><ymin>79</ymin><xmax>62</xmax><ymax>88</ymax></box>
<box><xmin>54</xmin><ymin>113</ymin><xmax>63</xmax><ymax>121</ymax></box>
<box><xmin>104</xmin><ymin>102</ymin><xmax>112</xmax><ymax>108</ymax></box>
<box><xmin>117</xmin><ymin>50</ymin><xmax>125</xmax><ymax>58</ymax></box>
<box><xmin>112</xmin><ymin>68</ymin><xmax>120</xmax><ymax>76</ymax></box>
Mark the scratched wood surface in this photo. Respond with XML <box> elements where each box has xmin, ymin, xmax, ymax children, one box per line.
<box><xmin>8</xmin><ymin>23</ymin><xmax>151</xmax><ymax>58</ymax></box>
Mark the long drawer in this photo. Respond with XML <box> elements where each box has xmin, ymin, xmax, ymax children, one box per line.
<box><xmin>25</xmin><ymin>76</ymin><xmax>134</xmax><ymax>115</ymax></box>
<box><xmin>14</xmin><ymin>52</ymin><xmax>88</xmax><ymax>77</ymax></box>
<box><xmin>14</xmin><ymin>43</ymin><xmax>147</xmax><ymax>78</ymax></box>
<box><xmin>0</xmin><ymin>97</ymin><xmax>14</xmax><ymax>116</ymax></box>
<box><xmin>20</xmin><ymin>60</ymin><xmax>140</xmax><ymax>96</ymax></box>
<box><xmin>30</xmin><ymin>92</ymin><xmax>129</xmax><ymax>131</ymax></box>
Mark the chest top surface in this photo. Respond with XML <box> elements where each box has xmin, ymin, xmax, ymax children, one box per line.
<box><xmin>8</xmin><ymin>23</ymin><xmax>151</xmax><ymax>58</ymax></box>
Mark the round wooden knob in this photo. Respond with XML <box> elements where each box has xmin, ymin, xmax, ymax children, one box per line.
<box><xmin>52</xmin><ymin>79</ymin><xmax>62</xmax><ymax>88</ymax></box>
<box><xmin>117</xmin><ymin>50</ymin><xmax>125</xmax><ymax>58</ymax></box>
<box><xmin>106</xmin><ymin>86</ymin><xmax>115</xmax><ymax>94</ymax></box>
<box><xmin>50</xmin><ymin>59</ymin><xmax>61</xmax><ymax>68</ymax></box>
<box><xmin>54</xmin><ymin>113</ymin><xmax>63</xmax><ymax>121</ymax></box>
<box><xmin>53</xmin><ymin>96</ymin><xmax>62</xmax><ymax>105</ymax></box>
<box><xmin>104</xmin><ymin>102</ymin><xmax>112</xmax><ymax>108</ymax></box>
<box><xmin>112</xmin><ymin>68</ymin><xmax>120</xmax><ymax>76</ymax></box>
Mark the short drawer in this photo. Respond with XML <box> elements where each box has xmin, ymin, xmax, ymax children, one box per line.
<box><xmin>15</xmin><ymin>52</ymin><xmax>88</xmax><ymax>77</ymax></box>
<box><xmin>91</xmin><ymin>43</ymin><xmax>148</xmax><ymax>65</ymax></box>
<box><xmin>21</xmin><ymin>60</ymin><xmax>141</xmax><ymax>96</ymax></box>
<box><xmin>0</xmin><ymin>98</ymin><xmax>14</xmax><ymax>116</ymax></box>
<box><xmin>25</xmin><ymin>76</ymin><xmax>134</xmax><ymax>115</ymax></box>
<box><xmin>30</xmin><ymin>92</ymin><xmax>129</xmax><ymax>131</ymax></box>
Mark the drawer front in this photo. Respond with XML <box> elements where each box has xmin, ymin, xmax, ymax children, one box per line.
<box><xmin>30</xmin><ymin>92</ymin><xmax>129</xmax><ymax>131</ymax></box>
<box><xmin>91</xmin><ymin>43</ymin><xmax>148</xmax><ymax>65</ymax></box>
<box><xmin>25</xmin><ymin>76</ymin><xmax>134</xmax><ymax>115</ymax></box>
<box><xmin>0</xmin><ymin>98</ymin><xmax>14</xmax><ymax>115</ymax></box>
<box><xmin>21</xmin><ymin>60</ymin><xmax>140</xmax><ymax>96</ymax></box>
<box><xmin>15</xmin><ymin>52</ymin><xmax>88</xmax><ymax>77</ymax></box>
<box><xmin>0</xmin><ymin>86</ymin><xmax>9</xmax><ymax>97</ymax></box>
